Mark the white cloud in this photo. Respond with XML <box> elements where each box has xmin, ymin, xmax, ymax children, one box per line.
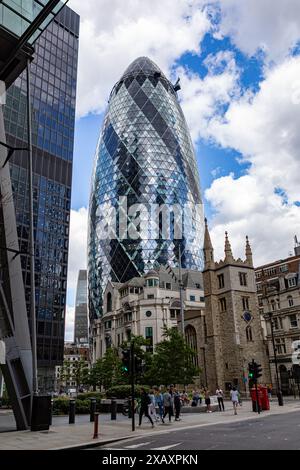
<box><xmin>202</xmin><ymin>56</ymin><xmax>300</xmax><ymax>266</ymax></box>
<box><xmin>205</xmin><ymin>174</ymin><xmax>300</xmax><ymax>266</ymax></box>
<box><xmin>69</xmin><ymin>0</ymin><xmax>211</xmax><ymax>116</ymax></box>
<box><xmin>177</xmin><ymin>51</ymin><xmax>240</xmax><ymax>141</ymax></box>
<box><xmin>67</xmin><ymin>207</ymin><xmax>88</xmax><ymax>293</ymax></box>
<box><xmin>207</xmin><ymin>56</ymin><xmax>300</xmax><ymax>203</ymax></box>
<box><xmin>217</xmin><ymin>0</ymin><xmax>300</xmax><ymax>62</ymax></box>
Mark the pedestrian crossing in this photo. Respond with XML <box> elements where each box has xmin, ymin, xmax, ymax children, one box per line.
<box><xmin>103</xmin><ymin>441</ymin><xmax>182</xmax><ymax>450</ymax></box>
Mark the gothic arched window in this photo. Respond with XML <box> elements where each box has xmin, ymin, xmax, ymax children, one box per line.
<box><xmin>185</xmin><ymin>324</ymin><xmax>198</xmax><ymax>366</ymax></box>
<box><xmin>107</xmin><ymin>292</ymin><xmax>112</xmax><ymax>312</ymax></box>
<box><xmin>246</xmin><ymin>325</ymin><xmax>253</xmax><ymax>342</ymax></box>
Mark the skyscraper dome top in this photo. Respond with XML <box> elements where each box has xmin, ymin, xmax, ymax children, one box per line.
<box><xmin>121</xmin><ymin>56</ymin><xmax>163</xmax><ymax>80</ymax></box>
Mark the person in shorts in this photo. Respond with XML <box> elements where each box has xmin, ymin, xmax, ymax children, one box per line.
<box><xmin>204</xmin><ymin>388</ymin><xmax>212</xmax><ymax>413</ymax></box>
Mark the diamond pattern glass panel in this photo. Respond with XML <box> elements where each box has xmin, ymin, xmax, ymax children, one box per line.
<box><xmin>88</xmin><ymin>57</ymin><xmax>204</xmax><ymax>320</ymax></box>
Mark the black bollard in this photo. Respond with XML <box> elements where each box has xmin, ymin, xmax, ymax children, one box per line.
<box><xmin>111</xmin><ymin>397</ymin><xmax>117</xmax><ymax>420</ymax></box>
<box><xmin>90</xmin><ymin>398</ymin><xmax>97</xmax><ymax>422</ymax></box>
<box><xmin>49</xmin><ymin>398</ymin><xmax>54</xmax><ymax>426</ymax></box>
<box><xmin>69</xmin><ymin>398</ymin><xmax>76</xmax><ymax>424</ymax></box>
<box><xmin>277</xmin><ymin>390</ymin><xmax>284</xmax><ymax>406</ymax></box>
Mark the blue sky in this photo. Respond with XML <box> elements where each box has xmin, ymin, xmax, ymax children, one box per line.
<box><xmin>71</xmin><ymin>34</ymin><xmax>263</xmax><ymax>216</ymax></box>
<box><xmin>65</xmin><ymin>0</ymin><xmax>300</xmax><ymax>340</ymax></box>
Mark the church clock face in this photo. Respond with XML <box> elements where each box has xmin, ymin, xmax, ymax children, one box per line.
<box><xmin>243</xmin><ymin>311</ymin><xmax>252</xmax><ymax>323</ymax></box>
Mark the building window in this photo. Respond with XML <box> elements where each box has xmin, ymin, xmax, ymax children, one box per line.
<box><xmin>165</xmin><ymin>282</ymin><xmax>171</xmax><ymax>290</ymax></box>
<box><xmin>147</xmin><ymin>278</ymin><xmax>158</xmax><ymax>287</ymax></box>
<box><xmin>170</xmin><ymin>309</ymin><xmax>178</xmax><ymax>319</ymax></box>
<box><xmin>264</xmin><ymin>267</ymin><xmax>276</xmax><ymax>276</ymax></box>
<box><xmin>145</xmin><ymin>310</ymin><xmax>152</xmax><ymax>318</ymax></box>
<box><xmin>239</xmin><ymin>272</ymin><xmax>247</xmax><ymax>286</ymax></box>
<box><xmin>288</xmin><ymin>278</ymin><xmax>297</xmax><ymax>288</ymax></box>
<box><xmin>185</xmin><ymin>325</ymin><xmax>198</xmax><ymax>366</ymax></box>
<box><xmin>275</xmin><ymin>338</ymin><xmax>286</xmax><ymax>355</ymax></box>
<box><xmin>272</xmin><ymin>317</ymin><xmax>282</xmax><ymax>331</ymax></box>
<box><xmin>242</xmin><ymin>297</ymin><xmax>250</xmax><ymax>311</ymax></box>
<box><xmin>190</xmin><ymin>295</ymin><xmax>196</xmax><ymax>301</ymax></box>
<box><xmin>218</xmin><ymin>274</ymin><xmax>225</xmax><ymax>289</ymax></box>
<box><xmin>145</xmin><ymin>327</ymin><xmax>153</xmax><ymax>353</ymax></box>
<box><xmin>147</xmin><ymin>294</ymin><xmax>154</xmax><ymax>299</ymax></box>
<box><xmin>255</xmin><ymin>271</ymin><xmax>261</xmax><ymax>279</ymax></box>
<box><xmin>246</xmin><ymin>325</ymin><xmax>253</xmax><ymax>342</ymax></box>
<box><xmin>219</xmin><ymin>297</ymin><xmax>227</xmax><ymax>312</ymax></box>
<box><xmin>195</xmin><ymin>283</ymin><xmax>201</xmax><ymax>289</ymax></box>
<box><xmin>288</xmin><ymin>296</ymin><xmax>294</xmax><ymax>307</ymax></box>
<box><xmin>279</xmin><ymin>264</ymin><xmax>288</xmax><ymax>273</ymax></box>
<box><xmin>200</xmin><ymin>296</ymin><xmax>205</xmax><ymax>302</ymax></box>
<box><xmin>104</xmin><ymin>320</ymin><xmax>112</xmax><ymax>330</ymax></box>
<box><xmin>107</xmin><ymin>292</ymin><xmax>112</xmax><ymax>312</ymax></box>
<box><xmin>289</xmin><ymin>314</ymin><xmax>298</xmax><ymax>329</ymax></box>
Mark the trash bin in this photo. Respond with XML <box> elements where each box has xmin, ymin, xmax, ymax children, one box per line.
<box><xmin>31</xmin><ymin>395</ymin><xmax>52</xmax><ymax>431</ymax></box>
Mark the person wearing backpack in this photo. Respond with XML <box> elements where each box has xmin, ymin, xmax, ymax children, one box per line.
<box><xmin>139</xmin><ymin>388</ymin><xmax>154</xmax><ymax>427</ymax></box>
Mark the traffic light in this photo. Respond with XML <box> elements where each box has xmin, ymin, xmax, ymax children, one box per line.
<box><xmin>248</xmin><ymin>361</ymin><xmax>255</xmax><ymax>380</ymax></box>
<box><xmin>134</xmin><ymin>356</ymin><xmax>143</xmax><ymax>375</ymax></box>
<box><xmin>254</xmin><ymin>362</ymin><xmax>262</xmax><ymax>380</ymax></box>
<box><xmin>121</xmin><ymin>349</ymin><xmax>130</xmax><ymax>373</ymax></box>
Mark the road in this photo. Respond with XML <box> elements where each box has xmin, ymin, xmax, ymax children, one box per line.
<box><xmin>96</xmin><ymin>411</ymin><xmax>300</xmax><ymax>450</ymax></box>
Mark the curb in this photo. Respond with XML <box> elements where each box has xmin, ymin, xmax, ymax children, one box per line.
<box><xmin>52</xmin><ymin>404</ymin><xmax>300</xmax><ymax>450</ymax></box>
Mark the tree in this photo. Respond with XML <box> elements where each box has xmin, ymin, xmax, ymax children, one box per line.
<box><xmin>101</xmin><ymin>346</ymin><xmax>124</xmax><ymax>389</ymax></box>
<box><xmin>73</xmin><ymin>358</ymin><xmax>89</xmax><ymax>392</ymax></box>
<box><xmin>88</xmin><ymin>359</ymin><xmax>104</xmax><ymax>391</ymax></box>
<box><xmin>145</xmin><ymin>327</ymin><xmax>200</xmax><ymax>386</ymax></box>
<box><xmin>120</xmin><ymin>335</ymin><xmax>153</xmax><ymax>384</ymax></box>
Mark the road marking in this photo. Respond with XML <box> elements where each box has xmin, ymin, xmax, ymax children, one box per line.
<box><xmin>125</xmin><ymin>442</ymin><xmax>151</xmax><ymax>449</ymax></box>
<box><xmin>151</xmin><ymin>443</ymin><xmax>182</xmax><ymax>450</ymax></box>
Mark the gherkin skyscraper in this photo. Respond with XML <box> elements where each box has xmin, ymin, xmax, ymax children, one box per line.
<box><xmin>88</xmin><ymin>57</ymin><xmax>204</xmax><ymax>320</ymax></box>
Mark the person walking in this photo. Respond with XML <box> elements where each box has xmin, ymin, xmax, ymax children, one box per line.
<box><xmin>230</xmin><ymin>386</ymin><xmax>239</xmax><ymax>415</ymax></box>
<box><xmin>149</xmin><ymin>389</ymin><xmax>158</xmax><ymax>422</ymax></box>
<box><xmin>139</xmin><ymin>388</ymin><xmax>154</xmax><ymax>427</ymax></box>
<box><xmin>154</xmin><ymin>387</ymin><xmax>164</xmax><ymax>423</ymax></box>
<box><xmin>174</xmin><ymin>388</ymin><xmax>181</xmax><ymax>421</ymax></box>
<box><xmin>163</xmin><ymin>388</ymin><xmax>173</xmax><ymax>423</ymax></box>
<box><xmin>216</xmin><ymin>386</ymin><xmax>225</xmax><ymax>411</ymax></box>
<box><xmin>204</xmin><ymin>388</ymin><xmax>212</xmax><ymax>413</ymax></box>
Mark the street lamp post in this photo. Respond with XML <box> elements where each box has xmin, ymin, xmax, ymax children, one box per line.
<box><xmin>268</xmin><ymin>310</ymin><xmax>283</xmax><ymax>406</ymax></box>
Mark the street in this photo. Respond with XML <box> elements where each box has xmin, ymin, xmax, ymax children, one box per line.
<box><xmin>96</xmin><ymin>411</ymin><xmax>300</xmax><ymax>450</ymax></box>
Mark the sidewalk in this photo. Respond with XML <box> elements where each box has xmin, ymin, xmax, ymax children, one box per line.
<box><xmin>0</xmin><ymin>400</ymin><xmax>299</xmax><ymax>450</ymax></box>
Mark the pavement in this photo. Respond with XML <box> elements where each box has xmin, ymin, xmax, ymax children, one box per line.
<box><xmin>0</xmin><ymin>399</ymin><xmax>300</xmax><ymax>450</ymax></box>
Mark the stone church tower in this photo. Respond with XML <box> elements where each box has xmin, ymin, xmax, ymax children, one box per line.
<box><xmin>203</xmin><ymin>220</ymin><xmax>270</xmax><ymax>394</ymax></box>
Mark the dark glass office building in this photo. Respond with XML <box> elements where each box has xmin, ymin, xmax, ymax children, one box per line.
<box><xmin>3</xmin><ymin>6</ymin><xmax>79</xmax><ymax>389</ymax></box>
<box><xmin>88</xmin><ymin>57</ymin><xmax>204</xmax><ymax>321</ymax></box>
<box><xmin>74</xmin><ymin>270</ymin><xmax>88</xmax><ymax>344</ymax></box>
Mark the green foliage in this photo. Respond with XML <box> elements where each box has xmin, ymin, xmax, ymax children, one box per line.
<box><xmin>53</xmin><ymin>397</ymin><xmax>93</xmax><ymax>415</ymax></box>
<box><xmin>76</xmin><ymin>392</ymin><xmax>104</xmax><ymax>400</ymax></box>
<box><xmin>145</xmin><ymin>327</ymin><xmax>200</xmax><ymax>386</ymax></box>
<box><xmin>106</xmin><ymin>384</ymin><xmax>150</xmax><ymax>399</ymax></box>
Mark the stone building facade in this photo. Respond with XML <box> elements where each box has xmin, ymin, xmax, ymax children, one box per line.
<box><xmin>92</xmin><ymin>267</ymin><xmax>206</xmax><ymax>383</ymax></box>
<box><xmin>255</xmin><ymin>242</ymin><xmax>300</xmax><ymax>395</ymax></box>
<box><xmin>203</xmin><ymin>220</ymin><xmax>270</xmax><ymax>393</ymax></box>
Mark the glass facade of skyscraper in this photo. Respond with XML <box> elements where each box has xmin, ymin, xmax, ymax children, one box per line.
<box><xmin>88</xmin><ymin>57</ymin><xmax>204</xmax><ymax>321</ymax></box>
<box><xmin>3</xmin><ymin>6</ymin><xmax>79</xmax><ymax>385</ymax></box>
<box><xmin>74</xmin><ymin>270</ymin><xmax>88</xmax><ymax>344</ymax></box>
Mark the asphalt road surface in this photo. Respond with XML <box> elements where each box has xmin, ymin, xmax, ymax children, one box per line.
<box><xmin>96</xmin><ymin>411</ymin><xmax>300</xmax><ymax>450</ymax></box>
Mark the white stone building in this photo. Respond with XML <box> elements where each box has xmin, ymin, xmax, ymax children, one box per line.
<box><xmin>92</xmin><ymin>267</ymin><xmax>205</xmax><ymax>366</ymax></box>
